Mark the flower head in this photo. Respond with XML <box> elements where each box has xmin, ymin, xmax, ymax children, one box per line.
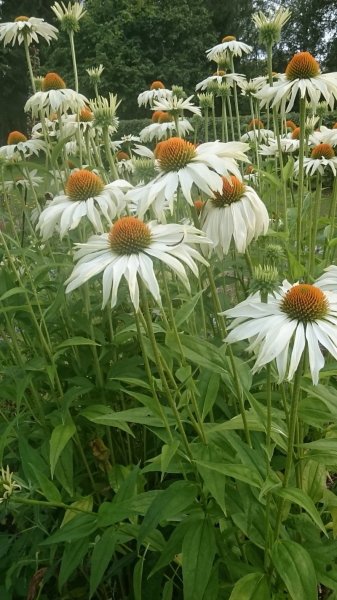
<box><xmin>24</xmin><ymin>72</ymin><xmax>88</xmax><ymax>117</ymax></box>
<box><xmin>37</xmin><ymin>170</ymin><xmax>131</xmax><ymax>239</ymax></box>
<box><xmin>201</xmin><ymin>175</ymin><xmax>269</xmax><ymax>256</ymax></box>
<box><xmin>152</xmin><ymin>94</ymin><xmax>201</xmax><ymax>117</ymax></box>
<box><xmin>137</xmin><ymin>83</ymin><xmax>172</xmax><ymax>108</ymax></box>
<box><xmin>90</xmin><ymin>93</ymin><xmax>120</xmax><ymax>130</ymax></box>
<box><xmin>0</xmin><ymin>16</ymin><xmax>58</xmax><ymax>46</ymax></box>
<box><xmin>51</xmin><ymin>1</ymin><xmax>86</xmax><ymax>33</ymax></box>
<box><xmin>224</xmin><ymin>280</ymin><xmax>337</xmax><ymax>384</ymax></box>
<box><xmin>65</xmin><ymin>219</ymin><xmax>210</xmax><ymax>310</ymax></box>
<box><xmin>295</xmin><ymin>142</ymin><xmax>337</xmax><ymax>176</ymax></box>
<box><xmin>0</xmin><ymin>466</ymin><xmax>21</xmax><ymax>503</ymax></box>
<box><xmin>86</xmin><ymin>64</ymin><xmax>104</xmax><ymax>85</ymax></box>
<box><xmin>206</xmin><ymin>37</ymin><xmax>252</xmax><ymax>63</ymax></box>
<box><xmin>252</xmin><ymin>8</ymin><xmax>291</xmax><ymax>47</ymax></box>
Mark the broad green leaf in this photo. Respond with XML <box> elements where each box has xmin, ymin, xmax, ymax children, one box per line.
<box><xmin>174</xmin><ymin>291</ymin><xmax>203</xmax><ymax>327</ymax></box>
<box><xmin>160</xmin><ymin>441</ymin><xmax>180</xmax><ymax>479</ymax></box>
<box><xmin>42</xmin><ymin>514</ymin><xmax>97</xmax><ymax>545</ymax></box>
<box><xmin>302</xmin><ymin>460</ymin><xmax>326</xmax><ymax>503</ymax></box>
<box><xmin>138</xmin><ymin>481</ymin><xmax>197</xmax><ymax>545</ymax></box>
<box><xmin>229</xmin><ymin>572</ymin><xmax>270</xmax><ymax>600</ymax></box>
<box><xmin>89</xmin><ymin>528</ymin><xmax>118</xmax><ymax>598</ymax></box>
<box><xmin>80</xmin><ymin>404</ymin><xmax>134</xmax><ymax>435</ymax></box>
<box><xmin>51</xmin><ymin>134</ymin><xmax>74</xmax><ymax>166</ymax></box>
<box><xmin>274</xmin><ymin>486</ymin><xmax>326</xmax><ymax>534</ymax></box>
<box><xmin>201</xmin><ymin>372</ymin><xmax>220</xmax><ymax>420</ymax></box>
<box><xmin>50</xmin><ymin>418</ymin><xmax>76</xmax><ymax>478</ymax></box>
<box><xmin>29</xmin><ymin>462</ymin><xmax>62</xmax><ymax>504</ymax></box>
<box><xmin>59</xmin><ymin>537</ymin><xmax>89</xmax><ymax>589</ymax></box>
<box><xmin>272</xmin><ymin>540</ymin><xmax>317</xmax><ymax>600</ymax></box>
<box><xmin>61</xmin><ymin>496</ymin><xmax>94</xmax><ymax>527</ymax></box>
<box><xmin>55</xmin><ymin>336</ymin><xmax>100</xmax><ymax>350</ymax></box>
<box><xmin>98</xmin><ymin>491</ymin><xmax>160</xmax><ymax>527</ymax></box>
<box><xmin>194</xmin><ymin>460</ymin><xmax>262</xmax><ymax>488</ymax></box>
<box><xmin>133</xmin><ymin>555</ymin><xmax>145</xmax><ymax>600</ymax></box>
<box><xmin>0</xmin><ymin>287</ymin><xmax>27</xmax><ymax>302</ymax></box>
<box><xmin>182</xmin><ymin>516</ymin><xmax>216</xmax><ymax>600</ymax></box>
<box><xmin>162</xmin><ymin>580</ymin><xmax>173</xmax><ymax>600</ymax></box>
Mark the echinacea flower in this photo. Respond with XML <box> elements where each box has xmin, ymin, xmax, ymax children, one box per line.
<box><xmin>51</xmin><ymin>1</ymin><xmax>86</xmax><ymax>32</ymax></box>
<box><xmin>256</xmin><ymin>52</ymin><xmax>337</xmax><ymax>112</ymax></box>
<box><xmin>224</xmin><ymin>281</ymin><xmax>337</xmax><ymax>384</ymax></box>
<box><xmin>137</xmin><ymin>81</ymin><xmax>173</xmax><ymax>108</ymax></box>
<box><xmin>252</xmin><ymin>7</ymin><xmax>291</xmax><ymax>47</ymax></box>
<box><xmin>37</xmin><ymin>169</ymin><xmax>131</xmax><ymax>239</ymax></box>
<box><xmin>206</xmin><ymin>35</ymin><xmax>252</xmax><ymax>63</ymax></box>
<box><xmin>86</xmin><ymin>64</ymin><xmax>104</xmax><ymax>85</ymax></box>
<box><xmin>196</xmin><ymin>71</ymin><xmax>245</xmax><ymax>92</ymax></box>
<box><xmin>201</xmin><ymin>175</ymin><xmax>269</xmax><ymax>256</ymax></box>
<box><xmin>295</xmin><ymin>143</ymin><xmax>337</xmax><ymax>176</ymax></box>
<box><xmin>127</xmin><ymin>138</ymin><xmax>249</xmax><ymax>218</ymax></box>
<box><xmin>139</xmin><ymin>117</ymin><xmax>193</xmax><ymax>142</ymax></box>
<box><xmin>65</xmin><ymin>217</ymin><xmax>210</xmax><ymax>310</ymax></box>
<box><xmin>0</xmin><ymin>466</ymin><xmax>22</xmax><ymax>503</ymax></box>
<box><xmin>0</xmin><ymin>16</ymin><xmax>58</xmax><ymax>46</ymax></box>
<box><xmin>24</xmin><ymin>72</ymin><xmax>88</xmax><ymax>117</ymax></box>
<box><xmin>90</xmin><ymin>93</ymin><xmax>120</xmax><ymax>130</ymax></box>
<box><xmin>152</xmin><ymin>95</ymin><xmax>201</xmax><ymax>117</ymax></box>
<box><xmin>316</xmin><ymin>265</ymin><xmax>337</xmax><ymax>292</ymax></box>
<box><xmin>259</xmin><ymin>137</ymin><xmax>300</xmax><ymax>156</ymax></box>
<box><xmin>0</xmin><ymin>131</ymin><xmax>47</xmax><ymax>160</ymax></box>
<box><xmin>4</xmin><ymin>169</ymin><xmax>43</xmax><ymax>192</ymax></box>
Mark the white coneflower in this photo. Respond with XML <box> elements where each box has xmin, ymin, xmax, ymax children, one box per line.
<box><xmin>224</xmin><ymin>281</ymin><xmax>337</xmax><ymax>385</ymax></box>
<box><xmin>65</xmin><ymin>217</ymin><xmax>210</xmax><ymax>310</ymax></box>
<box><xmin>152</xmin><ymin>95</ymin><xmax>201</xmax><ymax>117</ymax></box>
<box><xmin>0</xmin><ymin>15</ymin><xmax>58</xmax><ymax>46</ymax></box>
<box><xmin>0</xmin><ymin>131</ymin><xmax>47</xmax><ymax>160</ymax></box>
<box><xmin>256</xmin><ymin>52</ymin><xmax>337</xmax><ymax>112</ymax></box>
<box><xmin>196</xmin><ymin>71</ymin><xmax>245</xmax><ymax>92</ymax></box>
<box><xmin>90</xmin><ymin>93</ymin><xmax>120</xmax><ymax>131</ymax></box>
<box><xmin>137</xmin><ymin>81</ymin><xmax>173</xmax><ymax>107</ymax></box>
<box><xmin>127</xmin><ymin>138</ymin><xmax>250</xmax><ymax>218</ymax></box>
<box><xmin>295</xmin><ymin>143</ymin><xmax>337</xmax><ymax>176</ymax></box>
<box><xmin>206</xmin><ymin>35</ymin><xmax>252</xmax><ymax>63</ymax></box>
<box><xmin>51</xmin><ymin>1</ymin><xmax>86</xmax><ymax>32</ymax></box>
<box><xmin>86</xmin><ymin>64</ymin><xmax>105</xmax><ymax>85</ymax></box>
<box><xmin>4</xmin><ymin>169</ymin><xmax>43</xmax><ymax>192</ymax></box>
<box><xmin>24</xmin><ymin>72</ymin><xmax>88</xmax><ymax>117</ymax></box>
<box><xmin>201</xmin><ymin>175</ymin><xmax>269</xmax><ymax>256</ymax></box>
<box><xmin>37</xmin><ymin>169</ymin><xmax>131</xmax><ymax>239</ymax></box>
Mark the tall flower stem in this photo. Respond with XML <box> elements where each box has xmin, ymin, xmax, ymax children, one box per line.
<box><xmin>274</xmin><ymin>355</ymin><xmax>304</xmax><ymax>542</ymax></box>
<box><xmin>211</xmin><ymin>102</ymin><xmax>217</xmax><ymax>140</ymax></box>
<box><xmin>296</xmin><ymin>98</ymin><xmax>307</xmax><ymax>260</ymax></box>
<box><xmin>227</xmin><ymin>95</ymin><xmax>235</xmax><ymax>140</ymax></box>
<box><xmin>103</xmin><ymin>126</ymin><xmax>119</xmax><ymax>180</ymax></box>
<box><xmin>139</xmin><ymin>282</ymin><xmax>192</xmax><ymax>459</ymax></box>
<box><xmin>308</xmin><ymin>172</ymin><xmax>322</xmax><ymax>275</ymax></box>
<box><xmin>326</xmin><ymin>177</ymin><xmax>337</xmax><ymax>265</ymax></box>
<box><xmin>23</xmin><ymin>37</ymin><xmax>36</xmax><ymax>93</ymax></box>
<box><xmin>229</xmin><ymin>55</ymin><xmax>241</xmax><ymax>138</ymax></box>
<box><xmin>69</xmin><ymin>30</ymin><xmax>79</xmax><ymax>92</ymax></box>
<box><xmin>220</xmin><ymin>96</ymin><xmax>228</xmax><ymax>142</ymax></box>
<box><xmin>204</xmin><ymin>108</ymin><xmax>209</xmax><ymax>143</ymax></box>
<box><xmin>173</xmin><ymin>113</ymin><xmax>181</xmax><ymax>138</ymax></box>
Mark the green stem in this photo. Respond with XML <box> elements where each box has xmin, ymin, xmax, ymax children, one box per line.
<box><xmin>69</xmin><ymin>30</ymin><xmax>79</xmax><ymax>93</ymax></box>
<box><xmin>23</xmin><ymin>37</ymin><xmax>36</xmax><ymax>93</ymax></box>
<box><xmin>326</xmin><ymin>177</ymin><xmax>337</xmax><ymax>265</ymax></box>
<box><xmin>221</xmin><ymin>96</ymin><xmax>228</xmax><ymax>142</ymax></box>
<box><xmin>204</xmin><ymin>108</ymin><xmax>209</xmax><ymax>143</ymax></box>
<box><xmin>308</xmin><ymin>172</ymin><xmax>322</xmax><ymax>276</ymax></box>
<box><xmin>296</xmin><ymin>98</ymin><xmax>307</xmax><ymax>260</ymax></box>
<box><xmin>229</xmin><ymin>55</ymin><xmax>241</xmax><ymax>138</ymax></box>
<box><xmin>103</xmin><ymin>126</ymin><xmax>119</xmax><ymax>180</ymax></box>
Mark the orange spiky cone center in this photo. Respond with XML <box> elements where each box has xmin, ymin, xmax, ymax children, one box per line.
<box><xmin>150</xmin><ymin>80</ymin><xmax>165</xmax><ymax>90</ymax></box>
<box><xmin>156</xmin><ymin>137</ymin><xmax>196</xmax><ymax>172</ymax></box>
<box><xmin>65</xmin><ymin>170</ymin><xmax>104</xmax><ymax>201</ymax></box>
<box><xmin>311</xmin><ymin>143</ymin><xmax>335</xmax><ymax>160</ymax></box>
<box><xmin>7</xmin><ymin>131</ymin><xmax>27</xmax><ymax>145</ymax></box>
<box><xmin>116</xmin><ymin>151</ymin><xmax>129</xmax><ymax>161</ymax></box>
<box><xmin>281</xmin><ymin>284</ymin><xmax>328</xmax><ymax>321</ymax></box>
<box><xmin>79</xmin><ymin>107</ymin><xmax>93</xmax><ymax>122</ymax></box>
<box><xmin>42</xmin><ymin>72</ymin><xmax>66</xmax><ymax>92</ymax></box>
<box><xmin>15</xmin><ymin>16</ymin><xmax>29</xmax><ymax>21</ymax></box>
<box><xmin>213</xmin><ymin>70</ymin><xmax>226</xmax><ymax>76</ymax></box>
<box><xmin>222</xmin><ymin>35</ymin><xmax>236</xmax><ymax>42</ymax></box>
<box><xmin>285</xmin><ymin>52</ymin><xmax>320</xmax><ymax>81</ymax></box>
<box><xmin>108</xmin><ymin>217</ymin><xmax>152</xmax><ymax>254</ymax></box>
<box><xmin>248</xmin><ymin>119</ymin><xmax>264</xmax><ymax>131</ymax></box>
<box><xmin>212</xmin><ymin>175</ymin><xmax>245</xmax><ymax>207</ymax></box>
<box><xmin>291</xmin><ymin>127</ymin><xmax>301</xmax><ymax>140</ymax></box>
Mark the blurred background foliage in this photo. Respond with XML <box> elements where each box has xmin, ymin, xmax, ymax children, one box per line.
<box><xmin>0</xmin><ymin>0</ymin><xmax>337</xmax><ymax>142</ymax></box>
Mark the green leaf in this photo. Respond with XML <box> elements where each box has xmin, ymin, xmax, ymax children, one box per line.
<box><xmin>42</xmin><ymin>514</ymin><xmax>97</xmax><ymax>545</ymax></box>
<box><xmin>174</xmin><ymin>291</ymin><xmax>203</xmax><ymax>327</ymax></box>
<box><xmin>50</xmin><ymin>418</ymin><xmax>76</xmax><ymax>478</ymax></box>
<box><xmin>138</xmin><ymin>481</ymin><xmax>197</xmax><ymax>545</ymax></box>
<box><xmin>51</xmin><ymin>134</ymin><xmax>74</xmax><ymax>166</ymax></box>
<box><xmin>272</xmin><ymin>540</ymin><xmax>317</xmax><ymax>600</ymax></box>
<box><xmin>59</xmin><ymin>537</ymin><xmax>89</xmax><ymax>589</ymax></box>
<box><xmin>98</xmin><ymin>491</ymin><xmax>160</xmax><ymax>527</ymax></box>
<box><xmin>201</xmin><ymin>372</ymin><xmax>220</xmax><ymax>420</ymax></box>
<box><xmin>229</xmin><ymin>572</ymin><xmax>270</xmax><ymax>600</ymax></box>
<box><xmin>61</xmin><ymin>496</ymin><xmax>94</xmax><ymax>527</ymax></box>
<box><xmin>162</xmin><ymin>580</ymin><xmax>173</xmax><ymax>600</ymax></box>
<box><xmin>194</xmin><ymin>460</ymin><xmax>262</xmax><ymax>488</ymax></box>
<box><xmin>274</xmin><ymin>486</ymin><xmax>326</xmax><ymax>534</ymax></box>
<box><xmin>28</xmin><ymin>463</ymin><xmax>62</xmax><ymax>504</ymax></box>
<box><xmin>89</xmin><ymin>528</ymin><xmax>118</xmax><ymax>598</ymax></box>
<box><xmin>81</xmin><ymin>404</ymin><xmax>174</xmax><ymax>431</ymax></box>
<box><xmin>0</xmin><ymin>287</ymin><xmax>27</xmax><ymax>302</ymax></box>
<box><xmin>133</xmin><ymin>555</ymin><xmax>145</xmax><ymax>600</ymax></box>
<box><xmin>182</xmin><ymin>516</ymin><xmax>216</xmax><ymax>600</ymax></box>
<box><xmin>55</xmin><ymin>336</ymin><xmax>100</xmax><ymax>351</ymax></box>
<box><xmin>160</xmin><ymin>441</ymin><xmax>180</xmax><ymax>479</ymax></box>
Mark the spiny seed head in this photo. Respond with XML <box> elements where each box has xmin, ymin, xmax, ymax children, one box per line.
<box><xmin>265</xmin><ymin>243</ymin><xmax>284</xmax><ymax>262</ymax></box>
<box><xmin>212</xmin><ymin>176</ymin><xmax>245</xmax><ymax>207</ymax></box>
<box><xmin>7</xmin><ymin>131</ymin><xmax>27</xmax><ymax>145</ymax></box>
<box><xmin>158</xmin><ymin>111</ymin><xmax>173</xmax><ymax>123</ymax></box>
<box><xmin>281</xmin><ymin>284</ymin><xmax>328</xmax><ymax>321</ymax></box>
<box><xmin>171</xmin><ymin>85</ymin><xmax>186</xmax><ymax>99</ymax></box>
<box><xmin>248</xmin><ymin>118</ymin><xmax>264</xmax><ymax>130</ymax></box>
<box><xmin>316</xmin><ymin>101</ymin><xmax>328</xmax><ymax>117</ymax></box>
<box><xmin>156</xmin><ymin>137</ymin><xmax>196</xmax><ymax>172</ymax></box>
<box><xmin>286</xmin><ymin>119</ymin><xmax>297</xmax><ymax>131</ymax></box>
<box><xmin>133</xmin><ymin>157</ymin><xmax>155</xmax><ymax>182</ymax></box>
<box><xmin>42</xmin><ymin>72</ymin><xmax>66</xmax><ymax>92</ymax></box>
<box><xmin>216</xmin><ymin>82</ymin><xmax>231</xmax><ymax>98</ymax></box>
<box><xmin>222</xmin><ymin>35</ymin><xmax>236</xmax><ymax>42</ymax></box>
<box><xmin>15</xmin><ymin>16</ymin><xmax>29</xmax><ymax>21</ymax></box>
<box><xmin>311</xmin><ymin>143</ymin><xmax>335</xmax><ymax>159</ymax></box>
<box><xmin>250</xmin><ymin>264</ymin><xmax>279</xmax><ymax>296</ymax></box>
<box><xmin>116</xmin><ymin>151</ymin><xmax>129</xmax><ymax>161</ymax></box>
<box><xmin>285</xmin><ymin>52</ymin><xmax>320</xmax><ymax>81</ymax></box>
<box><xmin>150</xmin><ymin>80</ymin><xmax>165</xmax><ymax>90</ymax></box>
<box><xmin>79</xmin><ymin>107</ymin><xmax>93</xmax><ymax>122</ymax></box>
<box><xmin>108</xmin><ymin>217</ymin><xmax>152</xmax><ymax>254</ymax></box>
<box><xmin>34</xmin><ymin>76</ymin><xmax>44</xmax><ymax>91</ymax></box>
<box><xmin>65</xmin><ymin>169</ymin><xmax>104</xmax><ymax>201</ymax></box>
<box><xmin>152</xmin><ymin>110</ymin><xmax>163</xmax><ymax>123</ymax></box>
<box><xmin>198</xmin><ymin>92</ymin><xmax>214</xmax><ymax>109</ymax></box>
<box><xmin>291</xmin><ymin>127</ymin><xmax>301</xmax><ymax>140</ymax></box>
